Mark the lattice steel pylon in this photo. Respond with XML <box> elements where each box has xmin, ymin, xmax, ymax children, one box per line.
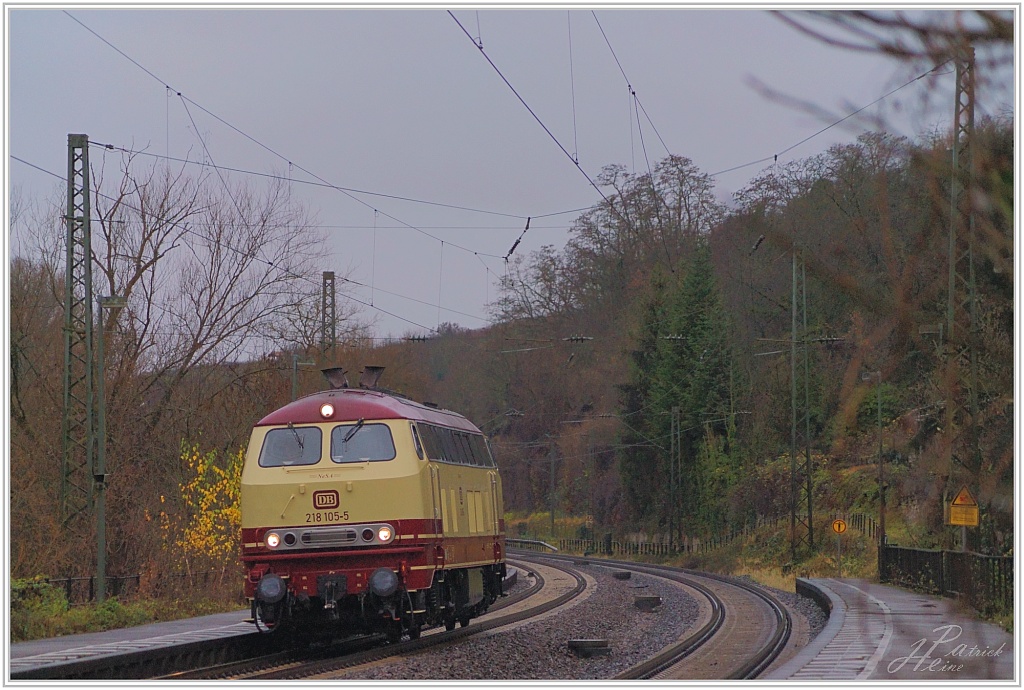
<box><xmin>60</xmin><ymin>134</ymin><xmax>95</xmax><ymax>532</ymax></box>
<box><xmin>789</xmin><ymin>252</ymin><xmax>814</xmax><ymax>561</ymax></box>
<box><xmin>321</xmin><ymin>271</ymin><xmax>336</xmax><ymax>359</ymax></box>
<box><xmin>943</xmin><ymin>47</ymin><xmax>980</xmax><ymax>546</ymax></box>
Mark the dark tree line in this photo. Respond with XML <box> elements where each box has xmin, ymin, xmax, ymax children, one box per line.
<box><xmin>472</xmin><ymin>117</ymin><xmax>1012</xmax><ymax>550</ymax></box>
<box><xmin>8</xmin><ymin>12</ymin><xmax>1013</xmax><ymax>585</ymax></box>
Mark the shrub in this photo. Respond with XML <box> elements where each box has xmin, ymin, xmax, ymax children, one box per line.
<box><xmin>10</xmin><ymin>577</ymin><xmax>69</xmax><ymax>641</ymax></box>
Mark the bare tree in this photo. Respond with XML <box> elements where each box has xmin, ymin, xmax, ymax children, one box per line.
<box><xmin>775</xmin><ymin>10</ymin><xmax>1013</xmax><ymax>68</ymax></box>
<box><xmin>267</xmin><ymin>277</ymin><xmax>373</xmax><ymax>355</ymax></box>
<box><xmin>87</xmin><ymin>153</ymin><xmax>338</xmax><ymax>418</ymax></box>
<box><xmin>9</xmin><ymin>150</ymin><xmax>377</xmax><ymax>577</ymax></box>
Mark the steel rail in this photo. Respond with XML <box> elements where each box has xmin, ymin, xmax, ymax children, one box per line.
<box><xmin>162</xmin><ymin>561</ymin><xmax>536</xmax><ymax>680</ymax></box>
<box><xmin>613</xmin><ymin>567</ymin><xmax>724</xmax><ymax>679</ymax></box>
<box><xmin>521</xmin><ymin>551</ymin><xmax>791</xmax><ymax>680</ymax></box>
<box><xmin>12</xmin><ymin>567</ymin><xmax>528</xmax><ymax>682</ymax></box>
<box><xmin>241</xmin><ymin>557</ymin><xmax>586</xmax><ymax>680</ymax></box>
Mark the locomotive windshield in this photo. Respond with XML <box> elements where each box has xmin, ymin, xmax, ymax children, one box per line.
<box><xmin>259</xmin><ymin>427</ymin><xmax>323</xmax><ymax>467</ymax></box>
<box><xmin>330</xmin><ymin>423</ymin><xmax>396</xmax><ymax>463</ymax></box>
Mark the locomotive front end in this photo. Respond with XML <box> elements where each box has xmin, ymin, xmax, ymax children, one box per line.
<box><xmin>241</xmin><ymin>381</ymin><xmax>506</xmax><ymax>644</ymax></box>
<box><xmin>241</xmin><ymin>390</ymin><xmax>436</xmax><ymax>640</ymax></box>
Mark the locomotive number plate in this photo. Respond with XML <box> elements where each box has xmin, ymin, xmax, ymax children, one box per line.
<box><xmin>306</xmin><ymin>511</ymin><xmax>349</xmax><ymax>523</ymax></box>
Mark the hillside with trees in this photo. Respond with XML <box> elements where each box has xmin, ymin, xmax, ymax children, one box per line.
<box><xmin>8</xmin><ymin>12</ymin><xmax>1013</xmax><ymax>599</ymax></box>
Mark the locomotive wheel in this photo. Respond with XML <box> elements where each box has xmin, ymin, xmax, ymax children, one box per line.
<box><xmin>458</xmin><ymin>615</ymin><xmax>472</xmax><ymax>628</ymax></box>
<box><xmin>408</xmin><ymin>624</ymin><xmax>421</xmax><ymax>640</ymax></box>
<box><xmin>386</xmin><ymin>622</ymin><xmax>403</xmax><ymax>644</ymax></box>
<box><xmin>444</xmin><ymin>616</ymin><xmax>457</xmax><ymax>631</ymax></box>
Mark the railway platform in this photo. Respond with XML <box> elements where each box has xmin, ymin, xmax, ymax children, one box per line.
<box><xmin>9</xmin><ymin>609</ymin><xmax>252</xmax><ymax>678</ymax></box>
<box><xmin>766</xmin><ymin>578</ymin><xmax>1015</xmax><ymax>681</ymax></box>
<box><xmin>9</xmin><ymin>566</ymin><xmax>522</xmax><ymax>679</ymax></box>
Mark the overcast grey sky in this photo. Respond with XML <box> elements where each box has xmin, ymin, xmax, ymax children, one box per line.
<box><xmin>7</xmin><ymin>7</ymin><xmax>1015</xmax><ymax>340</ymax></box>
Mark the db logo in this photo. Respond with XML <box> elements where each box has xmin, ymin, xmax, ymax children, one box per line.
<box><xmin>313</xmin><ymin>490</ymin><xmax>339</xmax><ymax>509</ymax></box>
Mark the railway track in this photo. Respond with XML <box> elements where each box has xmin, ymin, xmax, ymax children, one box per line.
<box><xmin>163</xmin><ymin>558</ymin><xmax>585</xmax><ymax>680</ymax></box>
<box><xmin>15</xmin><ymin>553</ymin><xmax>796</xmax><ymax>681</ymax></box>
<box><xmin>526</xmin><ymin>552</ymin><xmax>791</xmax><ymax>680</ymax></box>
<box><xmin>317</xmin><ymin>552</ymin><xmax>791</xmax><ymax>681</ymax></box>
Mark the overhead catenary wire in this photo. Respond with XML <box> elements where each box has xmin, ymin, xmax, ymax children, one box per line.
<box><xmin>41</xmin><ymin>15</ymin><xmax>647</xmax><ymax>335</ymax></box>
<box><xmin>176</xmin><ymin>81</ymin><xmax>520</xmax><ymax>266</ymax></box>
<box><xmin>61</xmin><ymin>12</ymin><xmax>598</xmax><ymax>229</ymax></box>
<box><xmin>11</xmin><ymin>154</ymin><xmax>475</xmax><ymax>334</ymax></box>
<box><xmin>633</xmin><ymin>91</ymin><xmax>654</xmax><ymax>180</ymax></box>
<box><xmin>628</xmin><ymin>81</ymin><xmax>636</xmax><ymax>173</ymax></box>
<box><xmin>447</xmin><ymin>10</ymin><xmax>640</xmax><ymax>243</ymax></box>
<box><xmin>473</xmin><ymin>252</ymin><xmax>492</xmax><ymax>307</ymax></box>
<box><xmin>592</xmin><ymin>11</ymin><xmax>672</xmax><ymax>157</ymax></box>
<box><xmin>90</xmin><ymin>143</ymin><xmax>527</xmax><ymax>224</ymax></box>
<box><xmin>586</xmin><ymin>11</ymin><xmax>676</xmax><ymax>268</ymax></box>
<box><xmin>50</xmin><ymin>11</ymin><xmax>954</xmax><ymax>337</ymax></box>
<box><xmin>90</xmin><ymin>141</ymin><xmax>511</xmax><ymax>261</ymax></box>
<box><xmin>63</xmin><ymin>10</ymin><xmax>530</xmax><ymax>295</ymax></box>
<box><xmin>567</xmin><ymin>10</ymin><xmax>579</xmax><ymax>164</ymax></box>
<box><xmin>589</xmin><ymin>7</ymin><xmax>951</xmax><ymax>180</ymax></box>
<box><xmin>709</xmin><ymin>60</ymin><xmax>952</xmax><ymax>178</ymax></box>
<box><xmin>65</xmin><ymin>9</ymin><xmax>949</xmax><ymax>216</ymax></box>
<box><xmin>60</xmin><ymin>12</ymin><xmax>526</xmax><ymax>334</ymax></box>
<box><xmin>370</xmin><ymin>209</ymin><xmax>378</xmax><ymax>306</ymax></box>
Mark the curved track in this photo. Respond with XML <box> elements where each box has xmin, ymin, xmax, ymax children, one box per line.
<box><xmin>518</xmin><ymin>552</ymin><xmax>791</xmax><ymax>680</ymax></box>
<box><xmin>169</xmin><ymin>558</ymin><xmax>587</xmax><ymax>680</ymax></box>
<box><xmin>15</xmin><ymin>553</ymin><xmax>794</xmax><ymax>681</ymax></box>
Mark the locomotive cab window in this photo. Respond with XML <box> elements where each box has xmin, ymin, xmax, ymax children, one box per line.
<box><xmin>259</xmin><ymin>426</ymin><xmax>323</xmax><ymax>467</ymax></box>
<box><xmin>330</xmin><ymin>423</ymin><xmax>397</xmax><ymax>463</ymax></box>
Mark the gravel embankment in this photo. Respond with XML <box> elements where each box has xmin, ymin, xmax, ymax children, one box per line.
<box><xmin>338</xmin><ymin>563</ymin><xmax>700</xmax><ymax>680</ymax></box>
<box><xmin>731</xmin><ymin>574</ymin><xmax>829</xmax><ymax>640</ymax></box>
<box><xmin>337</xmin><ymin>565</ymin><xmax>828</xmax><ymax>681</ymax></box>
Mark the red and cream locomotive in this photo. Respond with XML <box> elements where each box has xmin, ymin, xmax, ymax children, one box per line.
<box><xmin>241</xmin><ymin>367</ymin><xmax>506</xmax><ymax>641</ymax></box>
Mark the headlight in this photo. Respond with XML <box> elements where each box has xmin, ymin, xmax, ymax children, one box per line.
<box><xmin>377</xmin><ymin>526</ymin><xmax>393</xmax><ymax>542</ymax></box>
<box><xmin>320</xmin><ymin>403</ymin><xmax>335</xmax><ymax>419</ymax></box>
<box><xmin>266</xmin><ymin>532</ymin><xmax>281</xmax><ymax>548</ymax></box>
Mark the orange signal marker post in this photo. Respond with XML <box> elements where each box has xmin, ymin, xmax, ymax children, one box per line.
<box><xmin>832</xmin><ymin>519</ymin><xmax>847</xmax><ymax>577</ymax></box>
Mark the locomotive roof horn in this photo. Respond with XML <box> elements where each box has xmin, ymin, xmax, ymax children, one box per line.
<box><xmin>359</xmin><ymin>365</ymin><xmax>386</xmax><ymax>390</ymax></box>
<box><xmin>321</xmin><ymin>367</ymin><xmax>349</xmax><ymax>390</ymax></box>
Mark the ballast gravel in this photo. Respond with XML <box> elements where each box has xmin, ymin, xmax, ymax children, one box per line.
<box><xmin>336</xmin><ymin>561</ymin><xmax>824</xmax><ymax>681</ymax></box>
<box><xmin>339</xmin><ymin>563</ymin><xmax>697</xmax><ymax>680</ymax></box>
<box><xmin>732</xmin><ymin>573</ymin><xmax>829</xmax><ymax>641</ymax></box>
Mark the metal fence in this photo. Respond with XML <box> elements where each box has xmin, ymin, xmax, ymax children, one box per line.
<box><xmin>505</xmin><ymin>538</ymin><xmax>558</xmax><ymax>553</ymax></box>
<box><xmin>45</xmin><ymin>568</ymin><xmax>240</xmax><ymax>605</ymax></box>
<box><xmin>554</xmin><ymin>517</ymin><xmax>785</xmax><ymax>559</ymax></box>
<box><xmin>880</xmin><ymin>545</ymin><xmax>1013</xmax><ymax>614</ymax></box>
<box><xmin>517</xmin><ymin>511</ymin><xmax>1012</xmax><ymax>617</ymax></box>
<box><xmin>846</xmin><ymin>512</ymin><xmax>878</xmax><ymax>540</ymax></box>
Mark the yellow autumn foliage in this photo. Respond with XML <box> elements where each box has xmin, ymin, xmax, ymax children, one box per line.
<box><xmin>160</xmin><ymin>442</ymin><xmax>244</xmax><ymax>573</ymax></box>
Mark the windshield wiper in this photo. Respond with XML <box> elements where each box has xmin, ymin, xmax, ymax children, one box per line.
<box><xmin>287</xmin><ymin>422</ymin><xmax>304</xmax><ymax>450</ymax></box>
<box><xmin>342</xmin><ymin>418</ymin><xmax>366</xmax><ymax>444</ymax></box>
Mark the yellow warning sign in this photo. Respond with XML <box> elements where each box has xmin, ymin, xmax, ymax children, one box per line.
<box><xmin>952</xmin><ymin>486</ymin><xmax>977</xmax><ymax>506</ymax></box>
<box><xmin>948</xmin><ymin>486</ymin><xmax>979</xmax><ymax>527</ymax></box>
<box><xmin>832</xmin><ymin>519</ymin><xmax>847</xmax><ymax>534</ymax></box>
